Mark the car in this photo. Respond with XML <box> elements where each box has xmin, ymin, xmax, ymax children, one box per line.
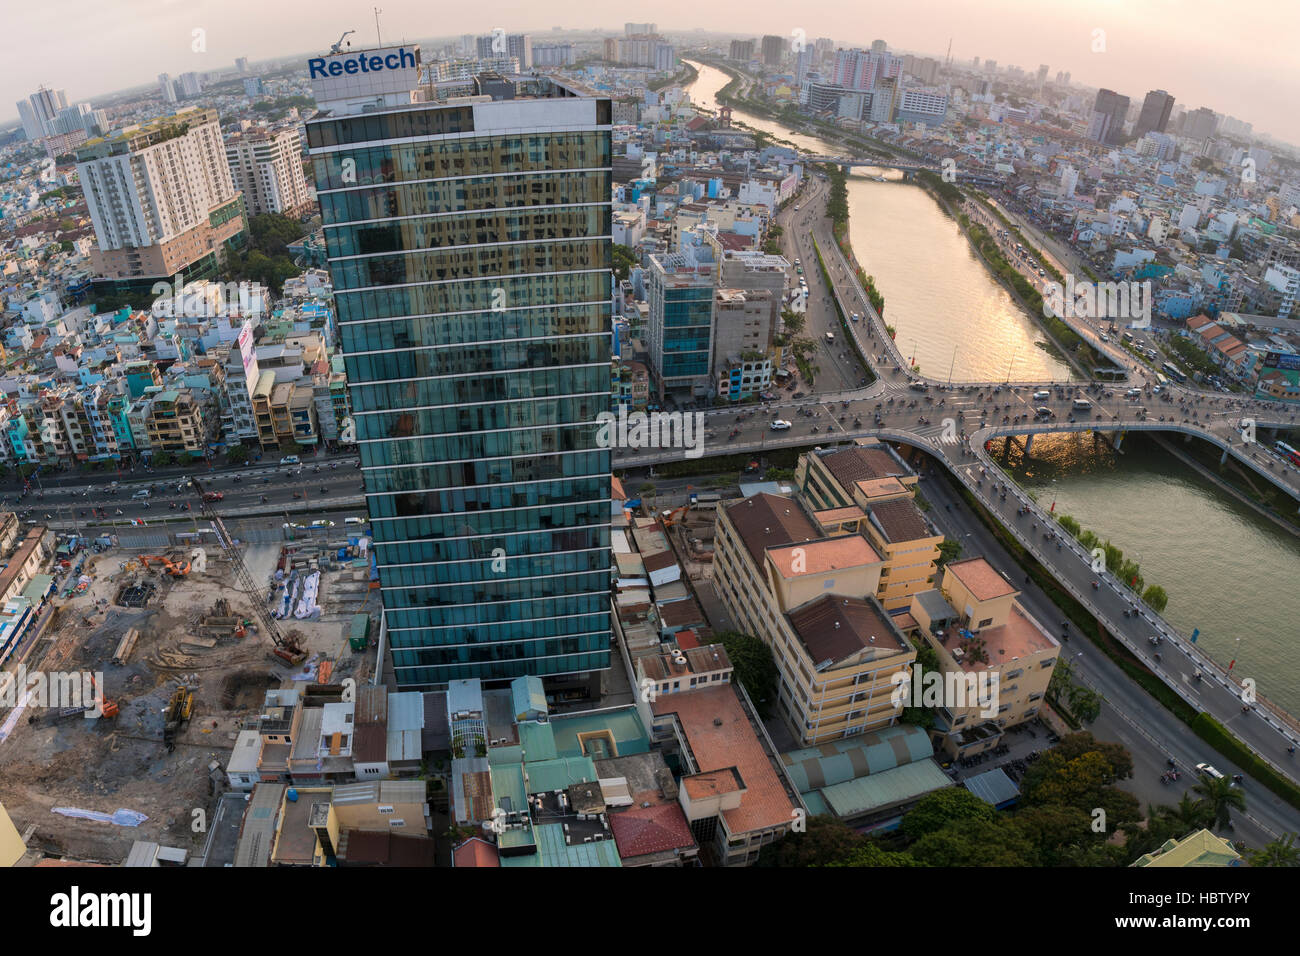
<box><xmin>309</xmin><ymin>520</ymin><xmax>336</xmax><ymax>528</ymax></box>
<box><xmin>796</xmin><ymin>266</ymin><xmax>803</xmax><ymax>274</ymax></box>
<box><xmin>132</xmin><ymin>489</ymin><xmax>151</xmax><ymax>499</ymax></box>
<box><xmin>793</xmin><ymin>258</ymin><xmax>801</xmax><ymax>266</ymax></box>
<box><xmin>1032</xmin><ymin>390</ymin><xmax>1050</xmax><ymax>401</ymax></box>
<box><xmin>850</xmin><ymin>313</ymin><xmax>860</xmax><ymax>322</ymax></box>
<box><xmin>1034</xmin><ymin>406</ymin><xmax>1054</xmax><ymax>419</ymax></box>
<box><xmin>282</xmin><ymin>522</ymin><xmax>305</xmax><ymax>530</ymax></box>
<box><xmin>1125</xmin><ymin>388</ymin><xmax>1142</xmax><ymax>398</ymax></box>
<box><xmin>909</xmin><ymin>382</ymin><xmax>929</xmax><ymax>391</ymax></box>
<box><xmin>202</xmin><ymin>491</ymin><xmax>224</xmax><ymax>502</ymax></box>
<box><xmin>770</xmin><ymin>420</ymin><xmax>792</xmax><ymax>431</ymax></box>
<box><xmin>1098</xmin><ymin>333</ymin><xmax>1109</xmax><ymax>343</ymax></box>
<box><xmin>1195</xmin><ymin>763</ymin><xmax>1225</xmax><ymax>780</ymax></box>
<box><xmin>280</xmin><ymin>455</ymin><xmax>300</xmax><ymax>465</ymax></box>
<box><xmin>344</xmin><ymin>516</ymin><xmax>367</xmax><ymax>525</ymax></box>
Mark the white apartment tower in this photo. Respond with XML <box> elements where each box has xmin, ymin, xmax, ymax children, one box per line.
<box><xmin>225</xmin><ymin>127</ymin><xmax>313</xmax><ymax>218</ymax></box>
<box><xmin>75</xmin><ymin>108</ymin><xmax>246</xmax><ymax>281</ymax></box>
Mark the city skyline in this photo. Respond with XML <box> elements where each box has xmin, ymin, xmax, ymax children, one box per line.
<box><xmin>4</xmin><ymin>1</ymin><xmax>1300</xmax><ymax>149</ymax></box>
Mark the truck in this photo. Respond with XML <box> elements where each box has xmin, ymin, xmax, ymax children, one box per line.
<box><xmin>825</xmin><ymin>332</ymin><xmax>835</xmax><ymax>343</ymax></box>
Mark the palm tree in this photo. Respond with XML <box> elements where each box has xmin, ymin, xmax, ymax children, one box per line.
<box><xmin>1156</xmin><ymin>793</ymin><xmax>1213</xmax><ymax>835</ymax></box>
<box><xmin>1192</xmin><ymin>776</ymin><xmax>1246</xmax><ymax>832</ymax></box>
<box><xmin>1247</xmin><ymin>833</ymin><xmax>1300</xmax><ymax>867</ymax></box>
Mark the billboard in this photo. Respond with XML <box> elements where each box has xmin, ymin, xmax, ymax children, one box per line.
<box><xmin>237</xmin><ymin>321</ymin><xmax>259</xmax><ymax>394</ymax></box>
<box><xmin>1254</xmin><ymin>350</ymin><xmax>1300</xmax><ymax>403</ymax></box>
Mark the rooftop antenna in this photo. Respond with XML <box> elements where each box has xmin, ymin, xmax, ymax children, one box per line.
<box><xmin>374</xmin><ymin>7</ymin><xmax>383</xmax><ymax>46</ymax></box>
<box><xmin>330</xmin><ymin>30</ymin><xmax>356</xmax><ymax>55</ymax></box>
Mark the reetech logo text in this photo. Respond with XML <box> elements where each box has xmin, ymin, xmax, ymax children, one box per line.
<box><xmin>308</xmin><ymin>48</ymin><xmax>417</xmax><ymax>79</ymax></box>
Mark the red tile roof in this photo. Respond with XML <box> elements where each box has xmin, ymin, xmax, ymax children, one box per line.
<box><xmin>652</xmin><ymin>685</ymin><xmax>796</xmax><ymax>835</ymax></box>
<box><xmin>452</xmin><ymin>837</ymin><xmax>501</xmax><ymax>868</ymax></box>
<box><xmin>609</xmin><ymin>803</ymin><xmax>696</xmax><ymax>859</ymax></box>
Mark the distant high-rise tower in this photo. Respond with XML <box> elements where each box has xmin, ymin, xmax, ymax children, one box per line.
<box><xmin>1134</xmin><ymin>90</ymin><xmax>1175</xmax><ymax>139</ymax></box>
<box><xmin>870</xmin><ymin>39</ymin><xmax>888</xmax><ymax>54</ymax></box>
<box><xmin>760</xmin><ymin>35</ymin><xmax>785</xmax><ymax>67</ymax></box>
<box><xmin>158</xmin><ymin>73</ymin><xmax>177</xmax><ymax>104</ymax></box>
<box><xmin>15</xmin><ymin>86</ymin><xmax>68</xmax><ymax>139</ymax></box>
<box><xmin>1036</xmin><ymin>64</ymin><xmax>1049</xmax><ymax>85</ymax></box>
<box><xmin>1088</xmin><ymin>88</ymin><xmax>1130</xmax><ymax>145</ymax></box>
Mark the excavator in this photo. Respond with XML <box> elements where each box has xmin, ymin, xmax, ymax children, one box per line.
<box><xmin>660</xmin><ymin>504</ymin><xmax>691</xmax><ymax>528</ymax></box>
<box><xmin>162</xmin><ymin>684</ymin><xmax>195</xmax><ymax>750</ymax></box>
<box><xmin>139</xmin><ymin>554</ymin><xmax>190</xmax><ymax>577</ymax></box>
<box><xmin>188</xmin><ymin>475</ymin><xmax>308</xmax><ymax>666</ymax></box>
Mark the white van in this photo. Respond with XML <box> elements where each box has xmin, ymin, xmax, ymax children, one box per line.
<box><xmin>1072</xmin><ymin>398</ymin><xmax>1092</xmax><ymax>411</ymax></box>
<box><xmin>1032</xmin><ymin>390</ymin><xmax>1050</xmax><ymax>401</ymax></box>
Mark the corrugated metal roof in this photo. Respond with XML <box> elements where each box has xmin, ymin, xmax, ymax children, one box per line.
<box><xmin>518</xmin><ymin>721</ymin><xmax>557</xmax><ymax>761</ymax></box>
<box><xmin>963</xmin><ymin>767</ymin><xmax>1020</xmax><ymax>808</ymax></box>
<box><xmin>388</xmin><ymin>692</ymin><xmax>425</xmax><ymax>732</ymax></box>
<box><xmin>524</xmin><ymin>756</ymin><xmax>597</xmax><ymax>794</ymax></box>
<box><xmin>332</xmin><ymin>782</ymin><xmax>380</xmax><ymax>805</ymax></box>
<box><xmin>233</xmin><ymin>783</ymin><xmax>285</xmax><ymax>868</ymax></box>
<box><xmin>781</xmin><ymin>724</ymin><xmax>934</xmax><ymax>792</ymax></box>
<box><xmin>488</xmin><ymin>744</ymin><xmax>523</xmax><ymax>767</ymax></box>
<box><xmin>379</xmin><ymin>780</ymin><xmax>426</xmax><ymax>805</ymax></box>
<box><xmin>386</xmin><ymin>728</ymin><xmax>421</xmax><ymax>763</ymax></box>
<box><xmin>291</xmin><ymin>706</ymin><xmax>324</xmax><ymax>760</ymax></box>
<box><xmin>226</xmin><ymin>730</ymin><xmax>262</xmax><ymax>774</ymax></box>
<box><xmin>510</xmin><ymin>675</ymin><xmax>546</xmax><ymax>719</ymax></box>
<box><xmin>447</xmin><ymin>679</ymin><xmax>483</xmax><ymax>718</ymax></box>
<box><xmin>499</xmin><ymin>824</ymin><xmax>621</xmax><ymax>867</ymax></box>
<box><xmin>820</xmin><ymin>760</ymin><xmax>951</xmax><ymax>818</ymax></box>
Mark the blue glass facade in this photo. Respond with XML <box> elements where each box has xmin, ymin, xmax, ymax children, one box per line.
<box><xmin>307</xmin><ymin>92</ymin><xmax>613</xmax><ymax>687</ymax></box>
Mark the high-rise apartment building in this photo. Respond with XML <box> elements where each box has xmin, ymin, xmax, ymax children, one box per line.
<box><xmin>178</xmin><ymin>72</ymin><xmax>204</xmax><ymax>98</ymax></box>
<box><xmin>1183</xmin><ymin>106</ymin><xmax>1219</xmax><ymax>141</ymax></box>
<box><xmin>158</xmin><ymin>73</ymin><xmax>177</xmax><ymax>104</ymax></box>
<box><xmin>760</xmin><ymin>35</ymin><xmax>785</xmax><ymax>67</ymax></box>
<box><xmin>225</xmin><ymin>126</ymin><xmax>314</xmax><ymax>218</ymax></box>
<box><xmin>476</xmin><ymin>33</ymin><xmax>531</xmax><ymax>69</ymax></box>
<box><xmin>1134</xmin><ymin>89</ymin><xmax>1175</xmax><ymax>140</ymax></box>
<box><xmin>647</xmin><ymin>253</ymin><xmax>716</xmax><ymax>399</ymax></box>
<box><xmin>729</xmin><ymin>39</ymin><xmax>754</xmax><ymax>62</ymax></box>
<box><xmin>1088</xmin><ymin>88</ymin><xmax>1130</xmax><ymax>145</ymax></box>
<box><xmin>305</xmin><ymin>47</ymin><xmax>613</xmax><ymax>686</ymax></box>
<box><xmin>15</xmin><ymin>86</ymin><xmax>68</xmax><ymax>140</ymax></box>
<box><xmin>830</xmin><ymin>48</ymin><xmax>902</xmax><ymax>93</ymax></box>
<box><xmin>75</xmin><ymin>107</ymin><xmax>246</xmax><ymax>284</ymax></box>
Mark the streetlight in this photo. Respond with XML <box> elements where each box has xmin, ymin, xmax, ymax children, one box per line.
<box><xmin>1005</xmin><ymin>347</ymin><xmax>1018</xmax><ymax>384</ymax></box>
<box><xmin>947</xmin><ymin>346</ymin><xmax>958</xmax><ymax>387</ymax></box>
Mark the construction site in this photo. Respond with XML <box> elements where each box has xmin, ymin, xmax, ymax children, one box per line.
<box><xmin>0</xmin><ymin>508</ymin><xmax>379</xmax><ymax>864</ymax></box>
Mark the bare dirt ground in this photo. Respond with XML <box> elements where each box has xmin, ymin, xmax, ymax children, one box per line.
<box><xmin>0</xmin><ymin>540</ymin><xmax>376</xmax><ymax>863</ymax></box>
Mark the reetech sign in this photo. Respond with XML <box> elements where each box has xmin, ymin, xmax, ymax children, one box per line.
<box><xmin>308</xmin><ymin>48</ymin><xmax>417</xmax><ymax>78</ymax></box>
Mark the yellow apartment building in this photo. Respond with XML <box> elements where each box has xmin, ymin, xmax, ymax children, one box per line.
<box><xmin>906</xmin><ymin>557</ymin><xmax>1062</xmax><ymax>757</ymax></box>
<box><xmin>713</xmin><ymin>492</ymin><xmax>916</xmax><ymax>746</ymax></box>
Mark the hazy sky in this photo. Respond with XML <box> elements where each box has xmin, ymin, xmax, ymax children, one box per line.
<box><xmin>6</xmin><ymin>0</ymin><xmax>1298</xmax><ymax>146</ymax></box>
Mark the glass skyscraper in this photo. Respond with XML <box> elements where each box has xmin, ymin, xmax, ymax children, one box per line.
<box><xmin>306</xmin><ymin>66</ymin><xmax>613</xmax><ymax>687</ymax></box>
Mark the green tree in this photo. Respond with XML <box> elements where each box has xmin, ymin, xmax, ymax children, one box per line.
<box><xmin>910</xmin><ymin>817</ymin><xmax>1035</xmax><ymax>866</ymax></box>
<box><xmin>900</xmin><ymin>787</ymin><xmax>995</xmax><ymax>841</ymax></box>
<box><xmin>1247</xmin><ymin>833</ymin><xmax>1300</xmax><ymax>867</ymax></box>
<box><xmin>152</xmin><ymin>451</ymin><xmax>175</xmax><ymax>467</ymax></box>
<box><xmin>1156</xmin><ymin>793</ymin><xmax>1214</xmax><ymax>835</ymax></box>
<box><xmin>1055</xmin><ymin>513</ymin><xmax>1081</xmax><ymax>537</ymax></box>
<box><xmin>756</xmin><ymin>815</ymin><xmax>862</xmax><ymax>866</ymax></box>
<box><xmin>714</xmin><ymin>631</ymin><xmax>778</xmax><ymax>717</ymax></box>
<box><xmin>1191</xmin><ymin>775</ymin><xmax>1246</xmax><ymax>832</ymax></box>
<box><xmin>612</xmin><ymin>244</ymin><xmax>638</xmax><ymax>282</ymax></box>
<box><xmin>937</xmin><ymin>538</ymin><xmax>962</xmax><ymax>567</ymax></box>
<box><xmin>226</xmin><ymin>445</ymin><xmax>249</xmax><ymax>465</ymax></box>
<box><xmin>827</xmin><ymin>841</ymin><xmax>922</xmax><ymax>867</ymax></box>
<box><xmin>1142</xmin><ymin>584</ymin><xmax>1168</xmax><ymax>613</ymax></box>
<box><xmin>1067</xmin><ymin>684</ymin><xmax>1103</xmax><ymax>723</ymax></box>
<box><xmin>1009</xmin><ymin>805</ymin><xmax>1104</xmax><ymax>867</ymax></box>
<box><xmin>780</xmin><ymin>309</ymin><xmax>805</xmax><ymax>335</ymax></box>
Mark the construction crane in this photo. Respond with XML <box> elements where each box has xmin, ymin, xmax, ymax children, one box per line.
<box><xmin>188</xmin><ymin>475</ymin><xmax>307</xmax><ymax>667</ymax></box>
<box><xmin>329</xmin><ymin>30</ymin><xmax>356</xmax><ymax>54</ymax></box>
